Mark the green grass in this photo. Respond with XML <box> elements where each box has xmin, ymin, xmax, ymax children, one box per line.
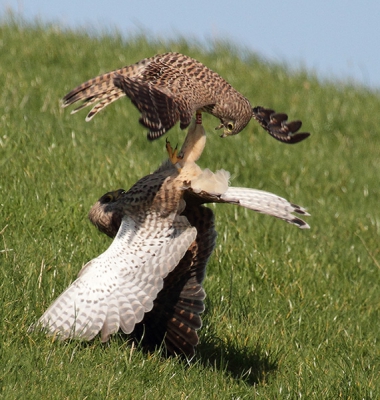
<box><xmin>1</xmin><ymin>16</ymin><xmax>380</xmax><ymax>399</ymax></box>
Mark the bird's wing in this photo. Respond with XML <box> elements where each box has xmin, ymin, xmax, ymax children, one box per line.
<box><xmin>252</xmin><ymin>106</ymin><xmax>310</xmax><ymax>144</ymax></box>
<box><xmin>62</xmin><ymin>53</ymin><xmax>217</xmax><ymax>138</ymax></box>
<box><xmin>61</xmin><ymin>56</ymin><xmax>154</xmax><ymax>120</ymax></box>
<box><xmin>113</xmin><ymin>73</ymin><xmax>193</xmax><ymax>140</ymax></box>
<box><xmin>37</xmin><ymin>211</ymin><xmax>197</xmax><ymax>342</ymax></box>
<box><xmin>133</xmin><ymin>205</ymin><xmax>216</xmax><ymax>357</ymax></box>
<box><xmin>112</xmin><ymin>53</ymin><xmax>219</xmax><ymax>139</ymax></box>
<box><xmin>185</xmin><ymin>186</ymin><xmax>310</xmax><ymax>229</ymax></box>
<box><xmin>62</xmin><ymin>69</ymin><xmax>125</xmax><ymax>120</ymax></box>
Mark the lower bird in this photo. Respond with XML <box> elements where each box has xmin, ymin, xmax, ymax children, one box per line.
<box><xmin>62</xmin><ymin>52</ymin><xmax>310</xmax><ymax>143</ymax></box>
<box><xmin>35</xmin><ymin>117</ymin><xmax>310</xmax><ymax>357</ymax></box>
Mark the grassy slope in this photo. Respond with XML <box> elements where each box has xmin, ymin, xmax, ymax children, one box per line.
<box><xmin>1</xmin><ymin>19</ymin><xmax>380</xmax><ymax>399</ymax></box>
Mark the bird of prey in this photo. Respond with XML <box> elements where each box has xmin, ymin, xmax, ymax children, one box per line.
<box><xmin>89</xmin><ymin>188</ymin><xmax>216</xmax><ymax>357</ymax></box>
<box><xmin>36</xmin><ymin>117</ymin><xmax>310</xmax><ymax>357</ymax></box>
<box><xmin>62</xmin><ymin>52</ymin><xmax>310</xmax><ymax>143</ymax></box>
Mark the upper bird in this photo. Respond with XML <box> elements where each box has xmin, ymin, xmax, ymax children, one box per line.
<box><xmin>62</xmin><ymin>52</ymin><xmax>310</xmax><ymax>143</ymax></box>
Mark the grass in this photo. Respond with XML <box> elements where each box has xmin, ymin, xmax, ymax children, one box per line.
<box><xmin>1</xmin><ymin>16</ymin><xmax>380</xmax><ymax>399</ymax></box>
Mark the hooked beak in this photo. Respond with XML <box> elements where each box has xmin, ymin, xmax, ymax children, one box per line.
<box><xmin>215</xmin><ymin>122</ymin><xmax>231</xmax><ymax>138</ymax></box>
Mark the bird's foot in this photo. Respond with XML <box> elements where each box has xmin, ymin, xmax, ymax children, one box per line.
<box><xmin>166</xmin><ymin>139</ymin><xmax>183</xmax><ymax>171</ymax></box>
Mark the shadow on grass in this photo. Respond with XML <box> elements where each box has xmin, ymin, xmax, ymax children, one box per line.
<box><xmin>195</xmin><ymin>332</ymin><xmax>279</xmax><ymax>386</ymax></box>
<box><xmin>33</xmin><ymin>328</ymin><xmax>278</xmax><ymax>387</ymax></box>
<box><xmin>116</xmin><ymin>328</ymin><xmax>278</xmax><ymax>385</ymax></box>
<box><xmin>118</xmin><ymin>325</ymin><xmax>278</xmax><ymax>386</ymax></box>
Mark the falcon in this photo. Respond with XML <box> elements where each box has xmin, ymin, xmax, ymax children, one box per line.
<box><xmin>90</xmin><ymin>188</ymin><xmax>216</xmax><ymax>357</ymax></box>
<box><xmin>36</xmin><ymin>117</ymin><xmax>310</xmax><ymax>357</ymax></box>
<box><xmin>62</xmin><ymin>52</ymin><xmax>310</xmax><ymax>143</ymax></box>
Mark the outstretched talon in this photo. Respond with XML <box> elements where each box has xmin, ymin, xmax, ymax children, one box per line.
<box><xmin>166</xmin><ymin>139</ymin><xmax>183</xmax><ymax>169</ymax></box>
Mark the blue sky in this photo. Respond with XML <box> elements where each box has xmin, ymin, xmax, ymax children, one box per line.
<box><xmin>2</xmin><ymin>0</ymin><xmax>379</xmax><ymax>89</ymax></box>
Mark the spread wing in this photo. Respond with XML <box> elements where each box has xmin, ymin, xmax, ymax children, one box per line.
<box><xmin>133</xmin><ymin>205</ymin><xmax>217</xmax><ymax>357</ymax></box>
<box><xmin>113</xmin><ymin>73</ymin><xmax>194</xmax><ymax>140</ymax></box>
<box><xmin>62</xmin><ymin>52</ymin><xmax>310</xmax><ymax>142</ymax></box>
<box><xmin>185</xmin><ymin>186</ymin><xmax>310</xmax><ymax>229</ymax></box>
<box><xmin>37</xmin><ymin>211</ymin><xmax>197</xmax><ymax>342</ymax></box>
<box><xmin>62</xmin><ymin>53</ymin><xmax>216</xmax><ymax>140</ymax></box>
<box><xmin>61</xmin><ymin>56</ymin><xmax>153</xmax><ymax>120</ymax></box>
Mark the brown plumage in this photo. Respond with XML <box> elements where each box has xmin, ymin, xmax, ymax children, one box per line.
<box><xmin>90</xmin><ymin>189</ymin><xmax>216</xmax><ymax>357</ymax></box>
<box><xmin>62</xmin><ymin>52</ymin><xmax>310</xmax><ymax>143</ymax></box>
<box><xmin>84</xmin><ymin>121</ymin><xmax>309</xmax><ymax>357</ymax></box>
<box><xmin>87</xmin><ymin>168</ymin><xmax>310</xmax><ymax>357</ymax></box>
<box><xmin>36</xmin><ymin>118</ymin><xmax>309</xmax><ymax>358</ymax></box>
<box><xmin>36</xmin><ymin>158</ymin><xmax>199</xmax><ymax>347</ymax></box>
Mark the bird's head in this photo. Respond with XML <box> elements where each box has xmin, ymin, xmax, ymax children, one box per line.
<box><xmin>216</xmin><ymin>116</ymin><xmax>251</xmax><ymax>137</ymax></box>
<box><xmin>99</xmin><ymin>189</ymin><xmax>125</xmax><ymax>205</ymax></box>
<box><xmin>88</xmin><ymin>189</ymin><xmax>125</xmax><ymax>238</ymax></box>
<box><xmin>215</xmin><ymin>96</ymin><xmax>253</xmax><ymax>137</ymax></box>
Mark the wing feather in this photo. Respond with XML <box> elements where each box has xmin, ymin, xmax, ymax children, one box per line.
<box><xmin>221</xmin><ymin>186</ymin><xmax>310</xmax><ymax>229</ymax></box>
<box><xmin>37</xmin><ymin>211</ymin><xmax>197</xmax><ymax>342</ymax></box>
<box><xmin>185</xmin><ymin>186</ymin><xmax>310</xmax><ymax>229</ymax></box>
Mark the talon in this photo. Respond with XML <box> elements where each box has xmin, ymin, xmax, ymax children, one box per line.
<box><xmin>166</xmin><ymin>139</ymin><xmax>183</xmax><ymax>170</ymax></box>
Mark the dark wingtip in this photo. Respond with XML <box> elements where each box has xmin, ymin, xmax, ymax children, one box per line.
<box><xmin>61</xmin><ymin>91</ymin><xmax>77</xmax><ymax>107</ymax></box>
<box><xmin>136</xmin><ymin>117</ymin><xmax>166</xmax><ymax>141</ymax></box>
<box><xmin>287</xmin><ymin>132</ymin><xmax>310</xmax><ymax>144</ymax></box>
<box><xmin>252</xmin><ymin>106</ymin><xmax>310</xmax><ymax>144</ymax></box>
<box><xmin>291</xmin><ymin>217</ymin><xmax>310</xmax><ymax>229</ymax></box>
<box><xmin>146</xmin><ymin>129</ymin><xmax>166</xmax><ymax>141</ymax></box>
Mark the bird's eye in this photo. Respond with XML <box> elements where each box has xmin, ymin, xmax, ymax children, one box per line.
<box><xmin>227</xmin><ymin>122</ymin><xmax>234</xmax><ymax>131</ymax></box>
<box><xmin>103</xmin><ymin>194</ymin><xmax>114</xmax><ymax>203</ymax></box>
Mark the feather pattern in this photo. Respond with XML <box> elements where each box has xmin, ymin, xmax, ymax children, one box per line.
<box><xmin>38</xmin><ymin>211</ymin><xmax>196</xmax><ymax>342</ymax></box>
<box><xmin>62</xmin><ymin>52</ymin><xmax>310</xmax><ymax>143</ymax></box>
<box><xmin>35</xmin><ymin>117</ymin><xmax>310</xmax><ymax>357</ymax></box>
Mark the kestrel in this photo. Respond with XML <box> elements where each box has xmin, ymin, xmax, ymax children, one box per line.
<box><xmin>62</xmin><ymin>52</ymin><xmax>310</xmax><ymax>143</ymax></box>
<box><xmin>36</xmin><ymin>117</ymin><xmax>310</xmax><ymax>357</ymax></box>
<box><xmin>90</xmin><ymin>188</ymin><xmax>216</xmax><ymax>357</ymax></box>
